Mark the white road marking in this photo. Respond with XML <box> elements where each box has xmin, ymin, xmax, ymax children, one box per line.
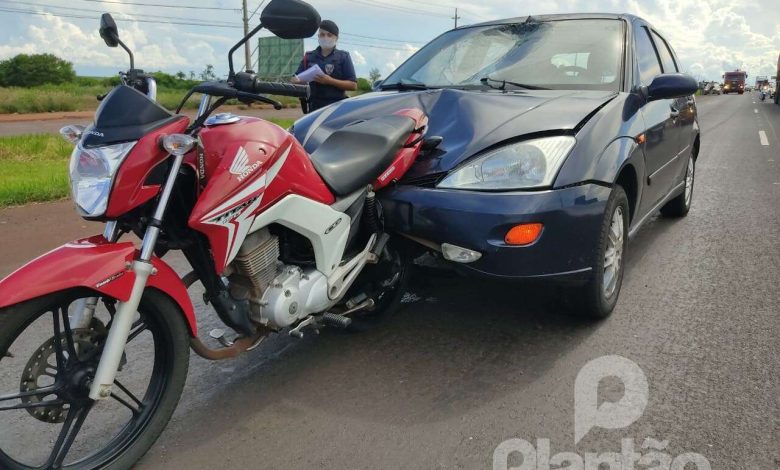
<box><xmin>759</xmin><ymin>130</ymin><xmax>769</xmax><ymax>146</ymax></box>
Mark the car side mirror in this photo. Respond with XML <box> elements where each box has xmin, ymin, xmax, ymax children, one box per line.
<box><xmin>261</xmin><ymin>0</ymin><xmax>321</xmax><ymax>39</ymax></box>
<box><xmin>99</xmin><ymin>13</ymin><xmax>120</xmax><ymax>47</ymax></box>
<box><xmin>646</xmin><ymin>73</ymin><xmax>698</xmax><ymax>101</ymax></box>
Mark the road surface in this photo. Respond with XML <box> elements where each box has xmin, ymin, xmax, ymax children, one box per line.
<box><xmin>0</xmin><ymin>93</ymin><xmax>777</xmax><ymax>469</ymax></box>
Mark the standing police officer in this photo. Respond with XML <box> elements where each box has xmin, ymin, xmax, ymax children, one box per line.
<box><xmin>293</xmin><ymin>20</ymin><xmax>357</xmax><ymax>112</ymax></box>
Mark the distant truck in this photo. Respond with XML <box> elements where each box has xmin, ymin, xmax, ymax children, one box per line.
<box><xmin>722</xmin><ymin>70</ymin><xmax>747</xmax><ymax>94</ymax></box>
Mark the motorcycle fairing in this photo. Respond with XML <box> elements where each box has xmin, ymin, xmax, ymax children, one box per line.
<box><xmin>0</xmin><ymin>235</ymin><xmax>198</xmax><ymax>335</ymax></box>
<box><xmin>189</xmin><ymin>117</ymin><xmax>335</xmax><ymax>272</ymax></box>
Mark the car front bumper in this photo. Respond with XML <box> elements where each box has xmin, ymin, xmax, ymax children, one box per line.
<box><xmin>380</xmin><ymin>183</ymin><xmax>613</xmax><ymax>281</ymax></box>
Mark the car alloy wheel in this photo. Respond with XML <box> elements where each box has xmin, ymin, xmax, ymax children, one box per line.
<box><xmin>684</xmin><ymin>156</ymin><xmax>695</xmax><ymax>208</ymax></box>
<box><xmin>602</xmin><ymin>205</ymin><xmax>625</xmax><ymax>299</ymax></box>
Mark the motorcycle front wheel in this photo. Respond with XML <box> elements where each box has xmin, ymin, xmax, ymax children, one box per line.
<box><xmin>0</xmin><ymin>288</ymin><xmax>190</xmax><ymax>469</ymax></box>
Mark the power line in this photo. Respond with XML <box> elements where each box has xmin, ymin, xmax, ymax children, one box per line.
<box><xmin>345</xmin><ymin>0</ymin><xmax>449</xmax><ymax>18</ymax></box>
<box><xmin>0</xmin><ymin>0</ymin><xmax>238</xmax><ymax>25</ymax></box>
<box><xmin>340</xmin><ymin>32</ymin><xmax>425</xmax><ymax>44</ymax></box>
<box><xmin>339</xmin><ymin>40</ymin><xmax>418</xmax><ymax>52</ymax></box>
<box><xmin>248</xmin><ymin>0</ymin><xmax>265</xmax><ymax>20</ymax></box>
<box><xmin>0</xmin><ymin>6</ymin><xmax>242</xmax><ymax>28</ymax></box>
<box><xmin>77</xmin><ymin>0</ymin><xmax>240</xmax><ymax>11</ymax></box>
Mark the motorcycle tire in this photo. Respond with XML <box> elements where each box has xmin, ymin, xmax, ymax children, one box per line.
<box><xmin>0</xmin><ymin>288</ymin><xmax>189</xmax><ymax>469</ymax></box>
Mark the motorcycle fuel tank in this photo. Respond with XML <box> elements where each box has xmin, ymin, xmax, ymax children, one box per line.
<box><xmin>188</xmin><ymin>116</ymin><xmax>334</xmax><ymax>272</ymax></box>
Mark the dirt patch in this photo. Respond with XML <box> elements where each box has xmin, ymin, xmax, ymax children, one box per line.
<box><xmin>0</xmin><ymin>106</ymin><xmax>303</xmax><ymax>137</ymax></box>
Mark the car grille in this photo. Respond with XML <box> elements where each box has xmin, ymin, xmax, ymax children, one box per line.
<box><xmin>398</xmin><ymin>172</ymin><xmax>446</xmax><ymax>188</ymax></box>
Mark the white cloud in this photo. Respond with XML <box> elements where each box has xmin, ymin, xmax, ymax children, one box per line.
<box><xmin>351</xmin><ymin>49</ymin><xmax>366</xmax><ymax>66</ymax></box>
<box><xmin>0</xmin><ymin>0</ymin><xmax>778</xmax><ymax>82</ymax></box>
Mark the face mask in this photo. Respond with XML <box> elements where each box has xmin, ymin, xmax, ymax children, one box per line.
<box><xmin>318</xmin><ymin>37</ymin><xmax>337</xmax><ymax>49</ymax></box>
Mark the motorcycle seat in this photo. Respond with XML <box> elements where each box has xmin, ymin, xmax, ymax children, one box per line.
<box><xmin>309</xmin><ymin>115</ymin><xmax>415</xmax><ymax>196</ymax></box>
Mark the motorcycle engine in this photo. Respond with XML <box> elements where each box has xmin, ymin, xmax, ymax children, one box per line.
<box><xmin>228</xmin><ymin>228</ymin><xmax>329</xmax><ymax>329</ymax></box>
<box><xmin>227</xmin><ymin>228</ymin><xmax>280</xmax><ymax>314</ymax></box>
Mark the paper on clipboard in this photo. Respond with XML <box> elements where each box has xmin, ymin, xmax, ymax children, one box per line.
<box><xmin>295</xmin><ymin>64</ymin><xmax>324</xmax><ymax>83</ymax></box>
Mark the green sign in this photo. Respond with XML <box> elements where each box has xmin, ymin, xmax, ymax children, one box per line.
<box><xmin>257</xmin><ymin>37</ymin><xmax>304</xmax><ymax>80</ymax></box>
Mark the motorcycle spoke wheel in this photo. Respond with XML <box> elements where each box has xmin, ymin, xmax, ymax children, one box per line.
<box><xmin>0</xmin><ymin>290</ymin><xmax>186</xmax><ymax>469</ymax></box>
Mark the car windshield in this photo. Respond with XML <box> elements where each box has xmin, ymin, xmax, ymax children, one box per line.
<box><xmin>383</xmin><ymin>19</ymin><xmax>624</xmax><ymax>91</ymax></box>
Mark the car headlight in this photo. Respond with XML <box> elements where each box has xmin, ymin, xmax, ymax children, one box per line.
<box><xmin>437</xmin><ymin>136</ymin><xmax>576</xmax><ymax>190</ymax></box>
<box><xmin>69</xmin><ymin>141</ymin><xmax>137</xmax><ymax>217</ymax></box>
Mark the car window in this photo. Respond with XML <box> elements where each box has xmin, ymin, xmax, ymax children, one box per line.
<box><xmin>650</xmin><ymin>30</ymin><xmax>677</xmax><ymax>73</ymax></box>
<box><xmin>383</xmin><ymin>19</ymin><xmax>625</xmax><ymax>91</ymax></box>
<box><xmin>635</xmin><ymin>26</ymin><xmax>662</xmax><ymax>86</ymax></box>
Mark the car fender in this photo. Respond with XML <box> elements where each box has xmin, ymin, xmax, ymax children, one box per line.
<box><xmin>0</xmin><ymin>235</ymin><xmax>197</xmax><ymax>336</ymax></box>
<box><xmin>591</xmin><ymin>136</ymin><xmax>646</xmax><ymax>186</ymax></box>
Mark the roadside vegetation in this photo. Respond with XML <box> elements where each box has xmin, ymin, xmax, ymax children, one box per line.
<box><xmin>0</xmin><ymin>54</ymin><xmax>373</xmax><ymax>114</ymax></box>
<box><xmin>0</xmin><ymin>116</ymin><xmax>294</xmax><ymax>208</ymax></box>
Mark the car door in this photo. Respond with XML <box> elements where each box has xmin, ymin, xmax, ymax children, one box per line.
<box><xmin>634</xmin><ymin>24</ymin><xmax>680</xmax><ymax>213</ymax></box>
<box><xmin>651</xmin><ymin>29</ymin><xmax>695</xmax><ymax>181</ymax></box>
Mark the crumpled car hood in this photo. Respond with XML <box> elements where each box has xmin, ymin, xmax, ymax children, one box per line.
<box><xmin>291</xmin><ymin>88</ymin><xmax>617</xmax><ymax>178</ymax></box>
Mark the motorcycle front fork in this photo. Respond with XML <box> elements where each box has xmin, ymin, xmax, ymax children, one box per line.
<box><xmin>87</xmin><ymin>152</ymin><xmax>186</xmax><ymax>400</ymax></box>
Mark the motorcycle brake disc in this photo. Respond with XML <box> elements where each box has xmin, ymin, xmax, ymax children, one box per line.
<box><xmin>19</xmin><ymin>321</ymin><xmax>106</xmax><ymax>424</ymax></box>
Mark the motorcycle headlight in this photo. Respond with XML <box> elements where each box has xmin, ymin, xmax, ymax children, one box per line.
<box><xmin>437</xmin><ymin>136</ymin><xmax>576</xmax><ymax>190</ymax></box>
<box><xmin>68</xmin><ymin>141</ymin><xmax>137</xmax><ymax>217</ymax></box>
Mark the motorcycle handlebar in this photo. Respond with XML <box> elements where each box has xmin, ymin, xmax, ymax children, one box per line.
<box><xmin>233</xmin><ymin>71</ymin><xmax>308</xmax><ymax>98</ymax></box>
<box><xmin>252</xmin><ymin>80</ymin><xmax>309</xmax><ymax>98</ymax></box>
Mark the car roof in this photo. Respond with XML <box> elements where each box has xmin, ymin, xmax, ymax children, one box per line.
<box><xmin>467</xmin><ymin>12</ymin><xmax>645</xmax><ymax>28</ymax></box>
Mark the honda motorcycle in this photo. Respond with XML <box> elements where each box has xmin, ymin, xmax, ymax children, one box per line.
<box><xmin>0</xmin><ymin>0</ymin><xmax>428</xmax><ymax>467</ymax></box>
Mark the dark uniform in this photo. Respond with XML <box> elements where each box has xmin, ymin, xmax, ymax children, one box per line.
<box><xmin>296</xmin><ymin>47</ymin><xmax>357</xmax><ymax>112</ymax></box>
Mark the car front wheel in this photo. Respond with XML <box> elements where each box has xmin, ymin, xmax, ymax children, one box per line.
<box><xmin>565</xmin><ymin>185</ymin><xmax>629</xmax><ymax>319</ymax></box>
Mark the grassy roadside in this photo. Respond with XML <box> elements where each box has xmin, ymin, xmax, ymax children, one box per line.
<box><xmin>0</xmin><ymin>117</ymin><xmax>295</xmax><ymax>208</ymax></box>
<box><xmin>0</xmin><ymin>134</ymin><xmax>71</xmax><ymax>207</ymax></box>
<box><xmin>0</xmin><ymin>85</ymin><xmax>302</xmax><ymax>114</ymax></box>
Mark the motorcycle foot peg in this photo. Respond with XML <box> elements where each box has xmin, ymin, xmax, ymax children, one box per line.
<box><xmin>209</xmin><ymin>328</ymin><xmax>234</xmax><ymax>347</ymax></box>
<box><xmin>320</xmin><ymin>313</ymin><xmax>352</xmax><ymax>329</ymax></box>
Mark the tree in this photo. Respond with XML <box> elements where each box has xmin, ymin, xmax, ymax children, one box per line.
<box><xmin>175</xmin><ymin>71</ymin><xmax>186</xmax><ymax>80</ymax></box>
<box><xmin>0</xmin><ymin>53</ymin><xmax>76</xmax><ymax>87</ymax></box>
<box><xmin>199</xmin><ymin>64</ymin><xmax>217</xmax><ymax>81</ymax></box>
<box><xmin>369</xmin><ymin>67</ymin><xmax>382</xmax><ymax>83</ymax></box>
<box><xmin>356</xmin><ymin>77</ymin><xmax>372</xmax><ymax>92</ymax></box>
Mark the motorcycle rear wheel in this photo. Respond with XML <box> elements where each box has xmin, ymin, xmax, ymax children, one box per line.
<box><xmin>0</xmin><ymin>288</ymin><xmax>189</xmax><ymax>469</ymax></box>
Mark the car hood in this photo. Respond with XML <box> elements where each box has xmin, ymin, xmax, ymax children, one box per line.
<box><xmin>292</xmin><ymin>88</ymin><xmax>617</xmax><ymax>179</ymax></box>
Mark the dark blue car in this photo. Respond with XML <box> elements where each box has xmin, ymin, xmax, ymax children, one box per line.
<box><xmin>292</xmin><ymin>13</ymin><xmax>700</xmax><ymax>318</ymax></box>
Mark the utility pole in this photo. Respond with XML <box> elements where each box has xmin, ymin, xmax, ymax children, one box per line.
<box><xmin>452</xmin><ymin>7</ymin><xmax>460</xmax><ymax>28</ymax></box>
<box><xmin>242</xmin><ymin>0</ymin><xmax>251</xmax><ymax>71</ymax></box>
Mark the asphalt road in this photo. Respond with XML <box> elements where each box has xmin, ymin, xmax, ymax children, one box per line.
<box><xmin>0</xmin><ymin>93</ymin><xmax>778</xmax><ymax>469</ymax></box>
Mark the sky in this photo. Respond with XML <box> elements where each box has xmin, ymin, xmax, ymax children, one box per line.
<box><xmin>0</xmin><ymin>0</ymin><xmax>778</xmax><ymax>83</ymax></box>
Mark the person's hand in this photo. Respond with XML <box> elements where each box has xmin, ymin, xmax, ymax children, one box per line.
<box><xmin>313</xmin><ymin>74</ymin><xmax>333</xmax><ymax>85</ymax></box>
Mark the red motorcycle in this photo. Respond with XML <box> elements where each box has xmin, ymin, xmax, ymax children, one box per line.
<box><xmin>0</xmin><ymin>1</ymin><xmax>427</xmax><ymax>467</ymax></box>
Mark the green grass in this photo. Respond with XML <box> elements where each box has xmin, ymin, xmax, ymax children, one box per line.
<box><xmin>0</xmin><ymin>120</ymin><xmax>295</xmax><ymax>206</ymax></box>
<box><xmin>0</xmin><ymin>84</ymin><xmax>305</xmax><ymax>113</ymax></box>
<box><xmin>0</xmin><ymin>134</ymin><xmax>71</xmax><ymax>206</ymax></box>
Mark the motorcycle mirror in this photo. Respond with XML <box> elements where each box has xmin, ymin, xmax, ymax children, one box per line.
<box><xmin>99</xmin><ymin>13</ymin><xmax>120</xmax><ymax>48</ymax></box>
<box><xmin>99</xmin><ymin>13</ymin><xmax>135</xmax><ymax>71</ymax></box>
<box><xmin>260</xmin><ymin>0</ymin><xmax>321</xmax><ymax>39</ymax></box>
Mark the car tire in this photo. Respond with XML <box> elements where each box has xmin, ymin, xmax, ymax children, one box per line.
<box><xmin>565</xmin><ymin>186</ymin><xmax>629</xmax><ymax>319</ymax></box>
<box><xmin>660</xmin><ymin>152</ymin><xmax>695</xmax><ymax>218</ymax></box>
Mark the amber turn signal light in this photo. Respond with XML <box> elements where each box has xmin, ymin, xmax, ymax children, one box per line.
<box><xmin>505</xmin><ymin>223</ymin><xmax>543</xmax><ymax>246</ymax></box>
